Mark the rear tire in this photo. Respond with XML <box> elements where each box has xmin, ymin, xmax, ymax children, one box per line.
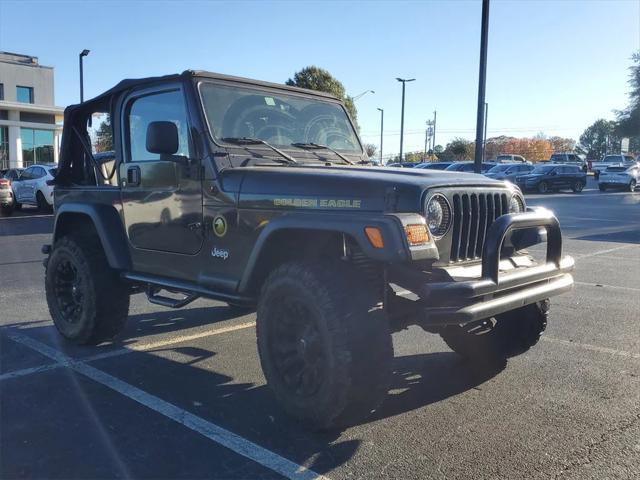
<box><xmin>629</xmin><ymin>180</ymin><xmax>637</xmax><ymax>193</ymax></box>
<box><xmin>440</xmin><ymin>301</ymin><xmax>549</xmax><ymax>364</ymax></box>
<box><xmin>36</xmin><ymin>191</ymin><xmax>52</xmax><ymax>212</ymax></box>
<box><xmin>45</xmin><ymin>235</ymin><xmax>130</xmax><ymax>345</ymax></box>
<box><xmin>537</xmin><ymin>181</ymin><xmax>549</xmax><ymax>194</ymax></box>
<box><xmin>257</xmin><ymin>260</ymin><xmax>393</xmax><ymax>430</ymax></box>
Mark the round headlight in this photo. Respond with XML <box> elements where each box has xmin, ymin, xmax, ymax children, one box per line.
<box><xmin>426</xmin><ymin>194</ymin><xmax>452</xmax><ymax>237</ymax></box>
<box><xmin>509</xmin><ymin>194</ymin><xmax>524</xmax><ymax>213</ymax></box>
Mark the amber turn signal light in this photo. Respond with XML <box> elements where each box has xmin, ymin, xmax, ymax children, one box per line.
<box><xmin>364</xmin><ymin>227</ymin><xmax>384</xmax><ymax>249</ymax></box>
<box><xmin>404</xmin><ymin>223</ymin><xmax>429</xmax><ymax>246</ymax></box>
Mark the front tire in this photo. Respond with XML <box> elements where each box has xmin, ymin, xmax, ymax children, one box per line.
<box><xmin>440</xmin><ymin>301</ymin><xmax>549</xmax><ymax>364</ymax></box>
<box><xmin>45</xmin><ymin>235</ymin><xmax>130</xmax><ymax>345</ymax></box>
<box><xmin>629</xmin><ymin>180</ymin><xmax>637</xmax><ymax>192</ymax></box>
<box><xmin>599</xmin><ymin>184</ymin><xmax>607</xmax><ymax>192</ymax></box>
<box><xmin>257</xmin><ymin>261</ymin><xmax>393</xmax><ymax>430</ymax></box>
<box><xmin>571</xmin><ymin>180</ymin><xmax>584</xmax><ymax>193</ymax></box>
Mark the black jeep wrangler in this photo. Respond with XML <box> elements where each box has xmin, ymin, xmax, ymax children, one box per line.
<box><xmin>44</xmin><ymin>71</ymin><xmax>574</xmax><ymax>429</ymax></box>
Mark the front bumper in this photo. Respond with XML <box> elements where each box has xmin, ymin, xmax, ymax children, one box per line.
<box><xmin>389</xmin><ymin>208</ymin><xmax>574</xmax><ymax>325</ymax></box>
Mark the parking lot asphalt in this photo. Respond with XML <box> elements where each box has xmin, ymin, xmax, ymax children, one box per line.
<box><xmin>1</xmin><ymin>178</ymin><xmax>639</xmax><ymax>479</ymax></box>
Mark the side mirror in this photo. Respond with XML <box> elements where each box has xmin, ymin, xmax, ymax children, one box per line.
<box><xmin>146</xmin><ymin>121</ymin><xmax>178</xmax><ymax>155</ymax></box>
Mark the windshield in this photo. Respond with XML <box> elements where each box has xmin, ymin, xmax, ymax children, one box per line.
<box><xmin>445</xmin><ymin>163</ymin><xmax>470</xmax><ymax>171</ymax></box>
<box><xmin>488</xmin><ymin>165</ymin><xmax>511</xmax><ymax>172</ymax></box>
<box><xmin>531</xmin><ymin>165</ymin><xmax>555</xmax><ymax>174</ymax></box>
<box><xmin>199</xmin><ymin>82</ymin><xmax>362</xmax><ymax>155</ymax></box>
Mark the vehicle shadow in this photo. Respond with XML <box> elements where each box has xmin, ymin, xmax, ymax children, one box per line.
<box><xmin>3</xmin><ymin>318</ymin><xmax>504</xmax><ymax>477</ymax></box>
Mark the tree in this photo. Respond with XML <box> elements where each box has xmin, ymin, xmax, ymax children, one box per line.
<box><xmin>579</xmin><ymin>119</ymin><xmax>620</xmax><ymax>159</ymax></box>
<box><xmin>286</xmin><ymin>66</ymin><xmax>358</xmax><ymax>129</ymax></box>
<box><xmin>364</xmin><ymin>143</ymin><xmax>378</xmax><ymax>158</ymax></box>
<box><xmin>548</xmin><ymin>136</ymin><xmax>576</xmax><ymax>154</ymax></box>
<box><xmin>94</xmin><ymin>115</ymin><xmax>113</xmax><ymax>153</ymax></box>
<box><xmin>615</xmin><ymin>52</ymin><xmax>640</xmax><ymax>152</ymax></box>
<box><xmin>440</xmin><ymin>137</ymin><xmax>474</xmax><ymax>160</ymax></box>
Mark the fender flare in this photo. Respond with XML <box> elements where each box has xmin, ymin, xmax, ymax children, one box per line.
<box><xmin>237</xmin><ymin>212</ymin><xmax>408</xmax><ymax>293</ymax></box>
<box><xmin>53</xmin><ymin>203</ymin><xmax>131</xmax><ymax>270</ymax></box>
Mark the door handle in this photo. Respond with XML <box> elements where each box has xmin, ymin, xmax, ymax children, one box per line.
<box><xmin>126</xmin><ymin>166</ymin><xmax>141</xmax><ymax>186</ymax></box>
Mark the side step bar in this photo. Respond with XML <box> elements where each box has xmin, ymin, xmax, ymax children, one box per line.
<box><xmin>146</xmin><ymin>286</ymin><xmax>199</xmax><ymax>309</ymax></box>
<box><xmin>122</xmin><ymin>272</ymin><xmax>254</xmax><ymax>308</ymax></box>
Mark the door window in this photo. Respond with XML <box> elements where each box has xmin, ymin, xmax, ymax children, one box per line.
<box><xmin>32</xmin><ymin>167</ymin><xmax>46</xmax><ymax>178</ymax></box>
<box><xmin>126</xmin><ymin>89</ymin><xmax>190</xmax><ymax>162</ymax></box>
<box><xmin>20</xmin><ymin>167</ymin><xmax>35</xmax><ymax>180</ymax></box>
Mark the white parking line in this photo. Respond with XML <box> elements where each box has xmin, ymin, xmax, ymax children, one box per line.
<box><xmin>0</xmin><ymin>321</ymin><xmax>256</xmax><ymax>382</ymax></box>
<box><xmin>541</xmin><ymin>336</ymin><xmax>640</xmax><ymax>359</ymax></box>
<box><xmin>574</xmin><ymin>245</ymin><xmax>635</xmax><ymax>259</ymax></box>
<box><xmin>7</xmin><ymin>332</ymin><xmax>328</xmax><ymax>480</ymax></box>
<box><xmin>0</xmin><ymin>362</ymin><xmax>63</xmax><ymax>381</ymax></box>
<box><xmin>575</xmin><ymin>281</ymin><xmax>640</xmax><ymax>293</ymax></box>
<box><xmin>0</xmin><ymin>214</ymin><xmax>52</xmax><ymax>220</ymax></box>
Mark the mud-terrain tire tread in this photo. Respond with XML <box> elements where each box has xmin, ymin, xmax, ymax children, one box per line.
<box><xmin>257</xmin><ymin>260</ymin><xmax>393</xmax><ymax>430</ymax></box>
<box><xmin>45</xmin><ymin>234</ymin><xmax>129</xmax><ymax>345</ymax></box>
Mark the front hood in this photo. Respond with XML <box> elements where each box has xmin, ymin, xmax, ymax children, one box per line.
<box><xmin>223</xmin><ymin>164</ymin><xmax>513</xmax><ymax>212</ymax></box>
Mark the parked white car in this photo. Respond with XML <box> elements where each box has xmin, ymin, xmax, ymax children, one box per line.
<box><xmin>598</xmin><ymin>163</ymin><xmax>640</xmax><ymax>192</ymax></box>
<box><xmin>12</xmin><ymin>164</ymin><xmax>57</xmax><ymax>211</ymax></box>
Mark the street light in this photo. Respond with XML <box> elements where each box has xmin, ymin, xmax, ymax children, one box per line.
<box><xmin>425</xmin><ymin>120</ymin><xmax>435</xmax><ymax>160</ymax></box>
<box><xmin>352</xmin><ymin>90</ymin><xmax>375</xmax><ymax>101</ymax></box>
<box><xmin>79</xmin><ymin>49</ymin><xmax>90</xmax><ymax>102</ymax></box>
<box><xmin>396</xmin><ymin>78</ymin><xmax>415</xmax><ymax>162</ymax></box>
<box><xmin>377</xmin><ymin>108</ymin><xmax>384</xmax><ymax>164</ymax></box>
<box><xmin>473</xmin><ymin>0</ymin><xmax>490</xmax><ymax>173</ymax></box>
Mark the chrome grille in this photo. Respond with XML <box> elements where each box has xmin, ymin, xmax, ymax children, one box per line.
<box><xmin>450</xmin><ymin>192</ymin><xmax>509</xmax><ymax>262</ymax></box>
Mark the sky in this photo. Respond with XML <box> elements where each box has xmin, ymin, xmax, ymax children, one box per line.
<box><xmin>0</xmin><ymin>0</ymin><xmax>638</xmax><ymax>159</ymax></box>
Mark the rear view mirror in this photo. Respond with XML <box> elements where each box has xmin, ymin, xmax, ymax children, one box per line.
<box><xmin>146</xmin><ymin>121</ymin><xmax>178</xmax><ymax>155</ymax></box>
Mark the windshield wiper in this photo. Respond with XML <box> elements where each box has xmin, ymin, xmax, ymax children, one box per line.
<box><xmin>221</xmin><ymin>137</ymin><xmax>297</xmax><ymax>165</ymax></box>
<box><xmin>290</xmin><ymin>142</ymin><xmax>354</xmax><ymax>165</ymax></box>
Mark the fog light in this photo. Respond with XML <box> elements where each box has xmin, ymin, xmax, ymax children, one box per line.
<box><xmin>405</xmin><ymin>223</ymin><xmax>429</xmax><ymax>246</ymax></box>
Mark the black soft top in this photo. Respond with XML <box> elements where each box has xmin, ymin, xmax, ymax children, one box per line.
<box><xmin>57</xmin><ymin>70</ymin><xmax>341</xmax><ymax>185</ymax></box>
<box><xmin>65</xmin><ymin>70</ymin><xmax>339</xmax><ymax>114</ymax></box>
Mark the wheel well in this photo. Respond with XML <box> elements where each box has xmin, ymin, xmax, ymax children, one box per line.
<box><xmin>54</xmin><ymin>212</ymin><xmax>99</xmax><ymax>242</ymax></box>
<box><xmin>246</xmin><ymin>229</ymin><xmax>352</xmax><ymax>295</ymax></box>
